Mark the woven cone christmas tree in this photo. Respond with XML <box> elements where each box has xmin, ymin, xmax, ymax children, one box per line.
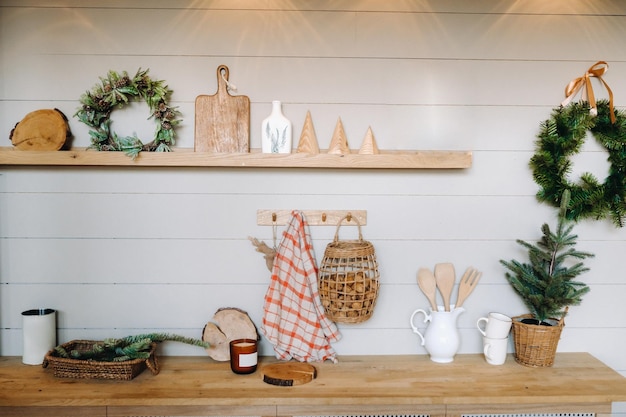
<box><xmin>296</xmin><ymin>111</ymin><xmax>320</xmax><ymax>154</ymax></box>
<box><xmin>327</xmin><ymin>117</ymin><xmax>350</xmax><ymax>155</ymax></box>
<box><xmin>358</xmin><ymin>126</ymin><xmax>379</xmax><ymax>155</ymax></box>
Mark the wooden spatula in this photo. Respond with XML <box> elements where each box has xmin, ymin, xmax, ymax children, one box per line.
<box><xmin>417</xmin><ymin>268</ymin><xmax>438</xmax><ymax>311</ymax></box>
<box><xmin>455</xmin><ymin>267</ymin><xmax>481</xmax><ymax>308</ymax></box>
<box><xmin>434</xmin><ymin>263</ymin><xmax>455</xmax><ymax>312</ymax></box>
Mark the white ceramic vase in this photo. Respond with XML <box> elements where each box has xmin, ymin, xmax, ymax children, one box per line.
<box><xmin>261</xmin><ymin>101</ymin><xmax>292</xmax><ymax>153</ymax></box>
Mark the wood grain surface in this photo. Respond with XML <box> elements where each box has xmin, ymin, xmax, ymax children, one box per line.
<box><xmin>194</xmin><ymin>65</ymin><xmax>250</xmax><ymax>153</ymax></box>
<box><xmin>1</xmin><ymin>353</ymin><xmax>624</xmax><ymax>410</ymax></box>
<box><xmin>0</xmin><ymin>147</ymin><xmax>472</xmax><ymax>168</ymax></box>
<box><xmin>262</xmin><ymin>362</ymin><xmax>317</xmax><ymax>386</ymax></box>
<box><xmin>10</xmin><ymin>109</ymin><xmax>69</xmax><ymax>151</ymax></box>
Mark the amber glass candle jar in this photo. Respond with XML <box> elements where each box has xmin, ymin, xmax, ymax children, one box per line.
<box><xmin>229</xmin><ymin>339</ymin><xmax>258</xmax><ymax>374</ymax></box>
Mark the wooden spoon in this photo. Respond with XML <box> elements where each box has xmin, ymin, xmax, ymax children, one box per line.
<box><xmin>434</xmin><ymin>263</ymin><xmax>455</xmax><ymax>311</ymax></box>
<box><xmin>417</xmin><ymin>268</ymin><xmax>438</xmax><ymax>311</ymax></box>
<box><xmin>455</xmin><ymin>267</ymin><xmax>482</xmax><ymax>308</ymax></box>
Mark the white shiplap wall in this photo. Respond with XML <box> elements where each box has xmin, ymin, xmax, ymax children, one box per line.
<box><xmin>0</xmin><ymin>0</ymin><xmax>625</xmax><ymax>412</ymax></box>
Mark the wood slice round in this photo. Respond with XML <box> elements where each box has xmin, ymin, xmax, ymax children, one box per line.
<box><xmin>261</xmin><ymin>362</ymin><xmax>317</xmax><ymax>386</ymax></box>
<box><xmin>202</xmin><ymin>307</ymin><xmax>258</xmax><ymax>361</ymax></box>
<box><xmin>10</xmin><ymin>109</ymin><xmax>70</xmax><ymax>151</ymax></box>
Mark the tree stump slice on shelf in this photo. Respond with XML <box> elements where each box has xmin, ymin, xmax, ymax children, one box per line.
<box><xmin>10</xmin><ymin>109</ymin><xmax>71</xmax><ymax>151</ymax></box>
<box><xmin>202</xmin><ymin>307</ymin><xmax>258</xmax><ymax>361</ymax></box>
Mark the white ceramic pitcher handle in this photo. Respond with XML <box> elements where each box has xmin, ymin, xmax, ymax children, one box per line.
<box><xmin>410</xmin><ymin>309</ymin><xmax>430</xmax><ymax>346</ymax></box>
<box><xmin>476</xmin><ymin>317</ymin><xmax>488</xmax><ymax>337</ymax></box>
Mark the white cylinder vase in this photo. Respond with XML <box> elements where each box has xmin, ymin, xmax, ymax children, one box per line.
<box><xmin>22</xmin><ymin>308</ymin><xmax>56</xmax><ymax>365</ymax></box>
<box><xmin>261</xmin><ymin>100</ymin><xmax>292</xmax><ymax>153</ymax></box>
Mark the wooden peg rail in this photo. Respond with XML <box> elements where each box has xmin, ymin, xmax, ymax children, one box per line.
<box><xmin>257</xmin><ymin>210</ymin><xmax>367</xmax><ymax>226</ymax></box>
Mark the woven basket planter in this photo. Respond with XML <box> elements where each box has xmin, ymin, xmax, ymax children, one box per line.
<box><xmin>318</xmin><ymin>216</ymin><xmax>380</xmax><ymax>323</ymax></box>
<box><xmin>43</xmin><ymin>340</ymin><xmax>159</xmax><ymax>380</ymax></box>
<box><xmin>511</xmin><ymin>314</ymin><xmax>565</xmax><ymax>367</ymax></box>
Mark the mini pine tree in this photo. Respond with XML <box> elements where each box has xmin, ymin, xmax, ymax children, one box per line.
<box><xmin>500</xmin><ymin>190</ymin><xmax>594</xmax><ymax>324</ymax></box>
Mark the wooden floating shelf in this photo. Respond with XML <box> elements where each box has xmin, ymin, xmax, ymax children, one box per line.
<box><xmin>0</xmin><ymin>147</ymin><xmax>472</xmax><ymax>169</ymax></box>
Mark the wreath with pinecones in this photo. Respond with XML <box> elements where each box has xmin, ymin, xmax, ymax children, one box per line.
<box><xmin>75</xmin><ymin>68</ymin><xmax>181</xmax><ymax>158</ymax></box>
<box><xmin>530</xmin><ymin>100</ymin><xmax>626</xmax><ymax>227</ymax></box>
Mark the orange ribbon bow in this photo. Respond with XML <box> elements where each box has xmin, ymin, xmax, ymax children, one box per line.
<box><xmin>561</xmin><ymin>61</ymin><xmax>615</xmax><ymax>124</ymax></box>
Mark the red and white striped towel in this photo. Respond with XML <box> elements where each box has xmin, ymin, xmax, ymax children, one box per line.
<box><xmin>262</xmin><ymin>210</ymin><xmax>341</xmax><ymax>363</ymax></box>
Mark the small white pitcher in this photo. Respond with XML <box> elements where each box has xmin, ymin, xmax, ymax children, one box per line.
<box><xmin>410</xmin><ymin>305</ymin><xmax>465</xmax><ymax>363</ymax></box>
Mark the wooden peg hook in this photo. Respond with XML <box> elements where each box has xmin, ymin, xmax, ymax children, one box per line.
<box><xmin>257</xmin><ymin>210</ymin><xmax>366</xmax><ymax>226</ymax></box>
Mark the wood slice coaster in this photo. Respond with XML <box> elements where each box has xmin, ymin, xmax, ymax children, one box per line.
<box><xmin>10</xmin><ymin>109</ymin><xmax>70</xmax><ymax>151</ymax></box>
<box><xmin>261</xmin><ymin>362</ymin><xmax>317</xmax><ymax>386</ymax></box>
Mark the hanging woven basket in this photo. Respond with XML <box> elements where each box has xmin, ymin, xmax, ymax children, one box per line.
<box><xmin>318</xmin><ymin>215</ymin><xmax>380</xmax><ymax>323</ymax></box>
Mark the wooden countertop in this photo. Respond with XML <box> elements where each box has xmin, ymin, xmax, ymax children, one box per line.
<box><xmin>1</xmin><ymin>353</ymin><xmax>625</xmax><ymax>408</ymax></box>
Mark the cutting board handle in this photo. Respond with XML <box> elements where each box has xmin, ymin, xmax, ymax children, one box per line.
<box><xmin>216</xmin><ymin>65</ymin><xmax>231</xmax><ymax>96</ymax></box>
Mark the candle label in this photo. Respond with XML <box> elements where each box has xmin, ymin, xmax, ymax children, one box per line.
<box><xmin>238</xmin><ymin>352</ymin><xmax>258</xmax><ymax>367</ymax></box>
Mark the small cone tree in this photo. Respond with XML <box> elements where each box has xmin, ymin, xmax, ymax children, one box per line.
<box><xmin>500</xmin><ymin>190</ymin><xmax>593</xmax><ymax>324</ymax></box>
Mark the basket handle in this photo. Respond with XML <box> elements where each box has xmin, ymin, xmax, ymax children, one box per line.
<box><xmin>333</xmin><ymin>214</ymin><xmax>363</xmax><ymax>243</ymax></box>
<box><xmin>557</xmin><ymin>306</ymin><xmax>569</xmax><ymax>327</ymax></box>
<box><xmin>146</xmin><ymin>354</ymin><xmax>160</xmax><ymax>375</ymax></box>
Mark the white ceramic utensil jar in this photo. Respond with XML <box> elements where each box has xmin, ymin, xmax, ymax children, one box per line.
<box><xmin>22</xmin><ymin>308</ymin><xmax>56</xmax><ymax>365</ymax></box>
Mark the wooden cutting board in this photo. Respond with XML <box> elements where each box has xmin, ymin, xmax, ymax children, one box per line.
<box><xmin>261</xmin><ymin>363</ymin><xmax>317</xmax><ymax>386</ymax></box>
<box><xmin>195</xmin><ymin>65</ymin><xmax>250</xmax><ymax>153</ymax></box>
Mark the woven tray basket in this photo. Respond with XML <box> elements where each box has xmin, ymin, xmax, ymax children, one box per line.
<box><xmin>511</xmin><ymin>314</ymin><xmax>565</xmax><ymax>367</ymax></box>
<box><xmin>318</xmin><ymin>215</ymin><xmax>380</xmax><ymax>323</ymax></box>
<box><xmin>42</xmin><ymin>340</ymin><xmax>159</xmax><ymax>380</ymax></box>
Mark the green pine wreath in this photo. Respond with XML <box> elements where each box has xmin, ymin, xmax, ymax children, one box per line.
<box><xmin>531</xmin><ymin>100</ymin><xmax>626</xmax><ymax>227</ymax></box>
<box><xmin>75</xmin><ymin>68</ymin><xmax>181</xmax><ymax>158</ymax></box>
